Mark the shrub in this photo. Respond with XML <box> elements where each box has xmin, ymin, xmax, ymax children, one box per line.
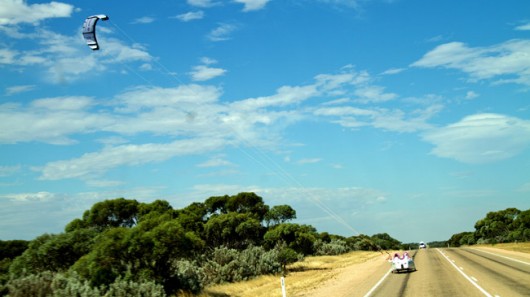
<box><xmin>6</xmin><ymin>271</ymin><xmax>54</xmax><ymax>297</ymax></box>
<box><xmin>169</xmin><ymin>260</ymin><xmax>204</xmax><ymax>294</ymax></box>
<box><xmin>201</xmin><ymin>245</ymin><xmax>285</xmax><ymax>285</ymax></box>
<box><xmin>314</xmin><ymin>239</ymin><xmax>350</xmax><ymax>256</ymax></box>
<box><xmin>104</xmin><ymin>277</ymin><xmax>166</xmax><ymax>297</ymax></box>
<box><xmin>50</xmin><ymin>272</ymin><xmax>101</xmax><ymax>297</ymax></box>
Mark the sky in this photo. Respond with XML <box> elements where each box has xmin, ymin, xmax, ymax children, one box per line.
<box><xmin>1</xmin><ymin>0</ymin><xmax>529</xmax><ymax>243</ymax></box>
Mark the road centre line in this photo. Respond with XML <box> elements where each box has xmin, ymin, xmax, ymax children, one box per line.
<box><xmin>363</xmin><ymin>268</ymin><xmax>392</xmax><ymax>297</ymax></box>
<box><xmin>470</xmin><ymin>248</ymin><xmax>530</xmax><ymax>266</ymax></box>
<box><xmin>436</xmin><ymin>249</ymin><xmax>493</xmax><ymax>297</ymax></box>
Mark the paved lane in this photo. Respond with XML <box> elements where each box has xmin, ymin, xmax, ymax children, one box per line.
<box><xmin>364</xmin><ymin>248</ymin><xmax>530</xmax><ymax>297</ymax></box>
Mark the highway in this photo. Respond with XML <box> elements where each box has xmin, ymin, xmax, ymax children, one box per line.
<box><xmin>362</xmin><ymin>247</ymin><xmax>530</xmax><ymax>297</ymax></box>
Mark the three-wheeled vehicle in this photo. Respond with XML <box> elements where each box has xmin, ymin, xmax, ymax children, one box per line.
<box><xmin>390</xmin><ymin>252</ymin><xmax>416</xmax><ymax>273</ymax></box>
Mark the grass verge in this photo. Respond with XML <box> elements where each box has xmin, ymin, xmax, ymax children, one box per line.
<box><xmin>196</xmin><ymin>251</ymin><xmax>381</xmax><ymax>297</ymax></box>
<box><xmin>476</xmin><ymin>242</ymin><xmax>530</xmax><ymax>254</ymax></box>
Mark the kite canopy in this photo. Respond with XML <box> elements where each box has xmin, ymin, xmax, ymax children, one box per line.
<box><xmin>82</xmin><ymin>15</ymin><xmax>109</xmax><ymax>50</ymax></box>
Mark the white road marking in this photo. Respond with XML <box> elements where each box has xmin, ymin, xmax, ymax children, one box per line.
<box><xmin>471</xmin><ymin>276</ymin><xmax>478</xmax><ymax>282</ymax></box>
<box><xmin>363</xmin><ymin>268</ymin><xmax>392</xmax><ymax>297</ymax></box>
<box><xmin>437</xmin><ymin>249</ymin><xmax>493</xmax><ymax>297</ymax></box>
<box><xmin>470</xmin><ymin>248</ymin><xmax>530</xmax><ymax>266</ymax></box>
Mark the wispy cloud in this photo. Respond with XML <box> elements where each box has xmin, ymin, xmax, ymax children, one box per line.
<box><xmin>38</xmin><ymin>138</ymin><xmax>227</xmax><ymax>180</ymax></box>
<box><xmin>197</xmin><ymin>155</ymin><xmax>234</xmax><ymax>168</ymax></box>
<box><xmin>515</xmin><ymin>22</ymin><xmax>530</xmax><ymax>31</ymax></box>
<box><xmin>233</xmin><ymin>0</ymin><xmax>271</xmax><ymax>12</ymax></box>
<box><xmin>411</xmin><ymin>40</ymin><xmax>530</xmax><ymax>86</ymax></box>
<box><xmin>187</xmin><ymin>0</ymin><xmax>219</xmax><ymax>8</ymax></box>
<box><xmin>174</xmin><ymin>11</ymin><xmax>204</xmax><ymax>22</ymax></box>
<box><xmin>354</xmin><ymin>85</ymin><xmax>397</xmax><ymax>104</ymax></box>
<box><xmin>131</xmin><ymin>16</ymin><xmax>156</xmax><ymax>24</ymax></box>
<box><xmin>0</xmin><ymin>165</ymin><xmax>21</xmax><ymax>177</ymax></box>
<box><xmin>0</xmin><ymin>0</ymin><xmax>74</xmax><ymax>26</ymax></box>
<box><xmin>5</xmin><ymin>84</ymin><xmax>35</xmax><ymax>95</ymax></box>
<box><xmin>381</xmin><ymin>68</ymin><xmax>405</xmax><ymax>75</ymax></box>
<box><xmin>0</xmin><ymin>27</ymin><xmax>153</xmax><ymax>83</ymax></box>
<box><xmin>297</xmin><ymin>158</ymin><xmax>321</xmax><ymax>164</ymax></box>
<box><xmin>207</xmin><ymin>23</ymin><xmax>238</xmax><ymax>41</ymax></box>
<box><xmin>465</xmin><ymin>90</ymin><xmax>479</xmax><ymax>99</ymax></box>
<box><xmin>422</xmin><ymin>113</ymin><xmax>530</xmax><ymax>163</ymax></box>
<box><xmin>189</xmin><ymin>59</ymin><xmax>227</xmax><ymax>81</ymax></box>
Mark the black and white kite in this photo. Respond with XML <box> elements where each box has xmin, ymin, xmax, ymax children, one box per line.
<box><xmin>82</xmin><ymin>15</ymin><xmax>109</xmax><ymax>50</ymax></box>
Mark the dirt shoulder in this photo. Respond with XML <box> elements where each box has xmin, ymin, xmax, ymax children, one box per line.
<box><xmin>202</xmin><ymin>251</ymin><xmax>387</xmax><ymax>297</ymax></box>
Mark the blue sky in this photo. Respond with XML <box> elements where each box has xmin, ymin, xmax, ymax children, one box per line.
<box><xmin>1</xmin><ymin>0</ymin><xmax>529</xmax><ymax>243</ymax></box>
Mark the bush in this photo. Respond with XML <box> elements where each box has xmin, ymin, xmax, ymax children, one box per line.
<box><xmin>201</xmin><ymin>245</ymin><xmax>284</xmax><ymax>285</ymax></box>
<box><xmin>170</xmin><ymin>260</ymin><xmax>204</xmax><ymax>294</ymax></box>
<box><xmin>104</xmin><ymin>277</ymin><xmax>166</xmax><ymax>297</ymax></box>
<box><xmin>50</xmin><ymin>272</ymin><xmax>101</xmax><ymax>297</ymax></box>
<box><xmin>314</xmin><ymin>239</ymin><xmax>350</xmax><ymax>256</ymax></box>
<box><xmin>6</xmin><ymin>271</ymin><xmax>54</xmax><ymax>297</ymax></box>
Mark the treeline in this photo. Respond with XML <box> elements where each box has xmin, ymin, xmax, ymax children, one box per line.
<box><xmin>448</xmin><ymin>207</ymin><xmax>530</xmax><ymax>247</ymax></box>
<box><xmin>0</xmin><ymin>192</ymin><xmax>402</xmax><ymax>296</ymax></box>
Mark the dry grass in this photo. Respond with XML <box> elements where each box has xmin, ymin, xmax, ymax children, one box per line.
<box><xmin>476</xmin><ymin>242</ymin><xmax>530</xmax><ymax>254</ymax></box>
<box><xmin>196</xmin><ymin>251</ymin><xmax>381</xmax><ymax>297</ymax></box>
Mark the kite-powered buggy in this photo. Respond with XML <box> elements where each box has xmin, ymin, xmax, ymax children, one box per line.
<box><xmin>389</xmin><ymin>252</ymin><xmax>416</xmax><ymax>273</ymax></box>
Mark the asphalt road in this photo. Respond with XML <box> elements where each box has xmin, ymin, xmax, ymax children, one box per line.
<box><xmin>364</xmin><ymin>247</ymin><xmax>530</xmax><ymax>297</ymax></box>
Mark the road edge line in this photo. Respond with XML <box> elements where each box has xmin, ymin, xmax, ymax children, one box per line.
<box><xmin>436</xmin><ymin>248</ymin><xmax>493</xmax><ymax>297</ymax></box>
<box><xmin>363</xmin><ymin>268</ymin><xmax>392</xmax><ymax>297</ymax></box>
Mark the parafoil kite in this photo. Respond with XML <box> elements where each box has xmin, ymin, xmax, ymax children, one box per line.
<box><xmin>82</xmin><ymin>15</ymin><xmax>109</xmax><ymax>50</ymax></box>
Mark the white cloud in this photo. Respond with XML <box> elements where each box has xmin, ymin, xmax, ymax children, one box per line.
<box><xmin>422</xmin><ymin>113</ymin><xmax>530</xmax><ymax>163</ymax></box>
<box><xmin>2</xmin><ymin>191</ymin><xmax>55</xmax><ymax>202</ymax></box>
<box><xmin>381</xmin><ymin>68</ymin><xmax>405</xmax><ymax>75</ymax></box>
<box><xmin>131</xmin><ymin>16</ymin><xmax>156</xmax><ymax>24</ymax></box>
<box><xmin>0</xmin><ymin>48</ymin><xmax>17</xmax><ymax>64</ymax></box>
<box><xmin>207</xmin><ymin>23</ymin><xmax>237</xmax><ymax>41</ymax></box>
<box><xmin>5</xmin><ymin>84</ymin><xmax>34</xmax><ymax>95</ymax></box>
<box><xmin>0</xmin><ymin>0</ymin><xmax>74</xmax><ymax>26</ymax></box>
<box><xmin>0</xmin><ymin>27</ymin><xmax>153</xmax><ymax>83</ymax></box>
<box><xmin>0</xmin><ymin>96</ymin><xmax>111</xmax><ymax>144</ymax></box>
<box><xmin>197</xmin><ymin>155</ymin><xmax>233</xmax><ymax>167</ymax></box>
<box><xmin>515</xmin><ymin>23</ymin><xmax>530</xmax><ymax>31</ymax></box>
<box><xmin>233</xmin><ymin>0</ymin><xmax>270</xmax><ymax>12</ymax></box>
<box><xmin>190</xmin><ymin>65</ymin><xmax>227</xmax><ymax>81</ymax></box>
<box><xmin>354</xmin><ymin>85</ymin><xmax>397</xmax><ymax>104</ymax></box>
<box><xmin>187</xmin><ymin>0</ymin><xmax>218</xmax><ymax>8</ymax></box>
<box><xmin>38</xmin><ymin>138</ymin><xmax>227</xmax><ymax>180</ymax></box>
<box><xmin>1</xmin><ymin>66</ymin><xmax>427</xmax><ymax>181</ymax></box>
<box><xmin>411</xmin><ymin>40</ymin><xmax>530</xmax><ymax>85</ymax></box>
<box><xmin>314</xmin><ymin>103</ymin><xmax>441</xmax><ymax>133</ymax></box>
<box><xmin>297</xmin><ymin>158</ymin><xmax>321</xmax><ymax>164</ymax></box>
<box><xmin>232</xmin><ymin>85</ymin><xmax>318</xmax><ymax>110</ymax></box>
<box><xmin>174</xmin><ymin>11</ymin><xmax>204</xmax><ymax>22</ymax></box>
<box><xmin>0</xmin><ymin>165</ymin><xmax>21</xmax><ymax>177</ymax></box>
<box><xmin>465</xmin><ymin>90</ymin><xmax>479</xmax><ymax>99</ymax></box>
<box><xmin>114</xmin><ymin>84</ymin><xmax>221</xmax><ymax>112</ymax></box>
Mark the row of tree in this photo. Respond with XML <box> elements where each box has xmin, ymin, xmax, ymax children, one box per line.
<box><xmin>447</xmin><ymin>207</ymin><xmax>530</xmax><ymax>247</ymax></box>
<box><xmin>0</xmin><ymin>192</ymin><xmax>403</xmax><ymax>296</ymax></box>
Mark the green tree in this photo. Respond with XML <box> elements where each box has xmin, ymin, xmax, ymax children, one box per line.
<box><xmin>9</xmin><ymin>230</ymin><xmax>97</xmax><ymax>278</ymax></box>
<box><xmin>264</xmin><ymin>205</ymin><xmax>297</xmax><ymax>227</ymax></box>
<box><xmin>82</xmin><ymin>198</ymin><xmax>140</xmax><ymax>230</ymax></box>
<box><xmin>204</xmin><ymin>212</ymin><xmax>263</xmax><ymax>249</ymax></box>
<box><xmin>474</xmin><ymin>208</ymin><xmax>521</xmax><ymax>243</ymax></box>
<box><xmin>263</xmin><ymin>223</ymin><xmax>317</xmax><ymax>255</ymax></box>
<box><xmin>371</xmin><ymin>233</ymin><xmax>401</xmax><ymax>250</ymax></box>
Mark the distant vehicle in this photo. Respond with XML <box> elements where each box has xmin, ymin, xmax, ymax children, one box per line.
<box><xmin>390</xmin><ymin>252</ymin><xmax>416</xmax><ymax>273</ymax></box>
<box><xmin>419</xmin><ymin>241</ymin><xmax>427</xmax><ymax>249</ymax></box>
